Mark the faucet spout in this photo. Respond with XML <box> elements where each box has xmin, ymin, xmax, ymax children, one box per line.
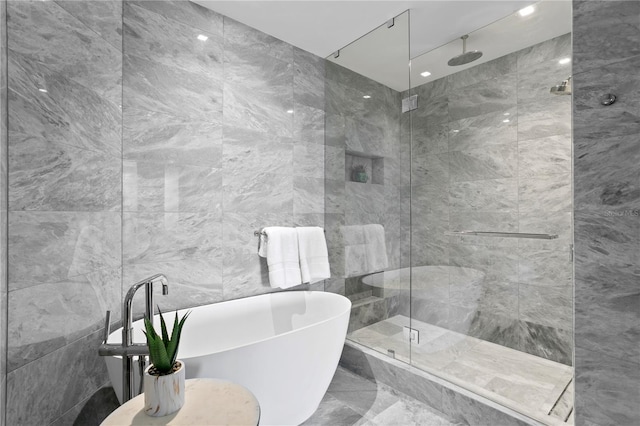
<box><xmin>120</xmin><ymin>273</ymin><xmax>169</xmax><ymax>402</ymax></box>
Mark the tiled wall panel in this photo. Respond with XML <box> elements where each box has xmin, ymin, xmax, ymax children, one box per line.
<box><xmin>572</xmin><ymin>1</ymin><xmax>640</xmax><ymax>424</ymax></box>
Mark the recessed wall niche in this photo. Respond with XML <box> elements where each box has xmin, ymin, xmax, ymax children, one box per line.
<box><xmin>345</xmin><ymin>152</ymin><xmax>384</xmax><ymax>185</ymax></box>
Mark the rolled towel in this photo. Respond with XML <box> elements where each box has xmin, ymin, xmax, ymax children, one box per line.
<box><xmin>363</xmin><ymin>224</ymin><xmax>388</xmax><ymax>273</ymax></box>
<box><xmin>257</xmin><ymin>227</ymin><xmax>302</xmax><ymax>289</ymax></box>
<box><xmin>297</xmin><ymin>226</ymin><xmax>331</xmax><ymax>284</ymax></box>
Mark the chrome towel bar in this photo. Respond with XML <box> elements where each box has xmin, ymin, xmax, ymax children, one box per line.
<box><xmin>446</xmin><ymin>230</ymin><xmax>558</xmax><ymax>240</ymax></box>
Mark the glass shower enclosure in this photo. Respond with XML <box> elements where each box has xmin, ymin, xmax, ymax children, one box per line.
<box><xmin>325</xmin><ymin>3</ymin><xmax>574</xmax><ymax>424</ymax></box>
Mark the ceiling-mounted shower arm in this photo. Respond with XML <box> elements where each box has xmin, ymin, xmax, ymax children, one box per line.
<box><xmin>461</xmin><ymin>34</ymin><xmax>468</xmax><ymax>54</ymax></box>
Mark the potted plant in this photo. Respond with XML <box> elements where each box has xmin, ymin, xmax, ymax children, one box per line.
<box><xmin>143</xmin><ymin>309</ymin><xmax>190</xmax><ymax>417</ymax></box>
<box><xmin>352</xmin><ymin>164</ymin><xmax>369</xmax><ymax>183</ymax></box>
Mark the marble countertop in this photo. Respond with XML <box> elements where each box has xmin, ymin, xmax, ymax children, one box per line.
<box><xmin>101</xmin><ymin>378</ymin><xmax>260</xmax><ymax>426</ymax></box>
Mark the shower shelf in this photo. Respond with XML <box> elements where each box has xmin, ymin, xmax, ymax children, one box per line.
<box><xmin>445</xmin><ymin>230</ymin><xmax>558</xmax><ymax>240</ymax></box>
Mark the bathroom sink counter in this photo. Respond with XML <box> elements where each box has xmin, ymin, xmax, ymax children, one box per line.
<box><xmin>101</xmin><ymin>378</ymin><xmax>260</xmax><ymax>426</ymax></box>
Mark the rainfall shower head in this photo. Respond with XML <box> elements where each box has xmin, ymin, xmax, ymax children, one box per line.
<box><xmin>550</xmin><ymin>77</ymin><xmax>572</xmax><ymax>95</ymax></box>
<box><xmin>448</xmin><ymin>35</ymin><xmax>483</xmax><ymax>66</ymax></box>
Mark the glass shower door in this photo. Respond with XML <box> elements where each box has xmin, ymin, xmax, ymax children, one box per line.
<box><xmin>324</xmin><ymin>11</ymin><xmax>413</xmax><ymax>364</ymax></box>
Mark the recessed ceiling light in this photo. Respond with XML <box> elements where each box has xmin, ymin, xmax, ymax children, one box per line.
<box><xmin>363</xmin><ymin>95</ymin><xmax>371</xmax><ymax>99</ymax></box>
<box><xmin>503</xmin><ymin>119</ymin><xmax>510</xmax><ymax>123</ymax></box>
<box><xmin>197</xmin><ymin>34</ymin><xmax>208</xmax><ymax>41</ymax></box>
<box><xmin>452</xmin><ymin>129</ymin><xmax>460</xmax><ymax>133</ymax></box>
<box><xmin>286</xmin><ymin>109</ymin><xmax>294</xmax><ymax>114</ymax></box>
<box><xmin>504</xmin><ymin>112</ymin><xmax>510</xmax><ymax>116</ymax></box>
<box><xmin>518</xmin><ymin>5</ymin><xmax>535</xmax><ymax>17</ymax></box>
<box><xmin>38</xmin><ymin>88</ymin><xmax>48</xmax><ymax>93</ymax></box>
<box><xmin>559</xmin><ymin>57</ymin><xmax>571</xmax><ymax>65</ymax></box>
<box><xmin>420</xmin><ymin>71</ymin><xmax>431</xmax><ymax>77</ymax></box>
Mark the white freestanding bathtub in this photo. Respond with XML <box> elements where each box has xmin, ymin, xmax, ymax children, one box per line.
<box><xmin>104</xmin><ymin>290</ymin><xmax>351</xmax><ymax>425</ymax></box>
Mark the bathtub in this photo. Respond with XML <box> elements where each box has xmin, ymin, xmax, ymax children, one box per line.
<box><xmin>104</xmin><ymin>291</ymin><xmax>352</xmax><ymax>425</ymax></box>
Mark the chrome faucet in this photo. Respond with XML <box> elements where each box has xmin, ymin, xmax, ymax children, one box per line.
<box><xmin>98</xmin><ymin>274</ymin><xmax>169</xmax><ymax>403</ymax></box>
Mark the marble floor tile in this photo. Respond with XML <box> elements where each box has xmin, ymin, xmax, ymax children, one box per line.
<box><xmin>307</xmin><ymin>367</ymin><xmax>461</xmax><ymax>426</ymax></box>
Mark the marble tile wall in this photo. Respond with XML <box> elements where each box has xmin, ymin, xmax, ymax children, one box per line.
<box><xmin>572</xmin><ymin>1</ymin><xmax>640</xmax><ymax>425</ymax></box>
<box><xmin>5</xmin><ymin>1</ymin><xmax>123</xmax><ymax>425</ymax></box>
<box><xmin>408</xmin><ymin>34</ymin><xmax>573</xmax><ymax>365</ymax></box>
<box><xmin>1</xmin><ymin>0</ymin><xmax>7</xmax><ymax>424</ymax></box>
<box><xmin>4</xmin><ymin>1</ymin><xmax>326</xmax><ymax>425</ymax></box>
<box><xmin>325</xmin><ymin>61</ymin><xmax>405</xmax><ymax>320</ymax></box>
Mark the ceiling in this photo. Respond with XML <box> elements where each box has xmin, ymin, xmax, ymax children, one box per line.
<box><xmin>194</xmin><ymin>0</ymin><xmax>572</xmax><ymax>91</ymax></box>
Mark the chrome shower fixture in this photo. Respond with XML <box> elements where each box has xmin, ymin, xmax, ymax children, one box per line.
<box><xmin>448</xmin><ymin>35</ymin><xmax>483</xmax><ymax>66</ymax></box>
<box><xmin>550</xmin><ymin>76</ymin><xmax>572</xmax><ymax>95</ymax></box>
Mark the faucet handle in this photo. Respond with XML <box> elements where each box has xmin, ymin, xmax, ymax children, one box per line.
<box><xmin>102</xmin><ymin>310</ymin><xmax>112</xmax><ymax>344</ymax></box>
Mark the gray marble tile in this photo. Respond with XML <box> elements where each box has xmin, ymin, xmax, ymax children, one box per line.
<box><xmin>8</xmin><ymin>0</ymin><xmax>122</xmax><ymax>104</ymax></box>
<box><xmin>517</xmin><ymin>211</ymin><xmax>573</xmax><ymax>250</ymax></box>
<box><xmin>222</xmin><ymin>210</ymin><xmax>293</xmax><ymax>252</ymax></box>
<box><xmin>223</xmin><ymin>125</ymin><xmax>293</xmax><ymax>176</ymax></box>
<box><xmin>449</xmin><ymin>144</ymin><xmax>517</xmax><ymax>182</ymax></box>
<box><xmin>574</xmin><ymin>133</ymin><xmax>640</xmax><ymax>212</ymax></box>
<box><xmin>125</xmin><ymin>263</ymin><xmax>223</xmax><ymax>315</ymax></box>
<box><xmin>124</xmin><ymin>2</ymin><xmax>223</xmax><ymax>78</ymax></box>
<box><xmin>575</xmin><ymin>269</ymin><xmax>640</xmax><ymax>364</ymax></box>
<box><xmin>6</xmin><ymin>330</ymin><xmax>109</xmax><ymax>426</ymax></box>
<box><xmin>123</xmin><ymin>109</ymin><xmax>222</xmax><ymax>167</ymax></box>
<box><xmin>50</xmin><ymin>386</ymin><xmax>119</xmax><ymax>426</ymax></box>
<box><xmin>325</xmin><ymin>113</ymin><xmax>346</xmax><ymax>148</ymax></box>
<box><xmin>449</xmin><ymin>211</ymin><xmax>518</xmax><ymax>236</ymax></box>
<box><xmin>371</xmin><ymin>398</ymin><xmax>456</xmax><ymax>426</ymax></box>
<box><xmin>222</xmin><ymin>247</ymin><xmax>275</xmax><ymax>300</ymax></box>
<box><xmin>9</xmin><ymin>134</ymin><xmax>121</xmax><ymax>211</ymax></box>
<box><xmin>415</xmin><ymin>76</ymin><xmax>450</xmax><ymax>100</ymax></box>
<box><xmin>55</xmin><ymin>0</ymin><xmax>122</xmax><ymax>51</ymax></box>
<box><xmin>294</xmin><ymin>177</ymin><xmax>324</xmax><ymax>215</ymax></box>
<box><xmin>518</xmin><ymin>247</ymin><xmax>572</xmax><ymax>288</ymax></box>
<box><xmin>573</xmin><ymin>0</ymin><xmax>640</xmax><ymax>74</ymax></box>
<box><xmin>518</xmin><ymin>134</ymin><xmax>571</xmax><ymax>178</ymax></box>
<box><xmin>518</xmin><ymin>176</ymin><xmax>572</xmax><ymax>214</ymax></box>
<box><xmin>326</xmin><ymin>146</ymin><xmax>346</xmax><ymax>182</ymax></box>
<box><xmin>519</xmin><ymin>284</ymin><xmax>573</xmax><ymax>330</ymax></box>
<box><xmin>448</xmin><ymin>54</ymin><xmax>517</xmax><ymax>91</ymax></box>
<box><xmin>224</xmin><ymin>16</ymin><xmax>293</xmax><ymax>64</ymax></box>
<box><xmin>412</xmin><ymin>94</ymin><xmax>449</xmax><ymax>129</ymax></box>
<box><xmin>517</xmin><ymin>54</ymin><xmax>572</xmax><ymax>103</ymax></box>
<box><xmin>574</xmin><ymin>347</ymin><xmax>640</xmax><ymax>426</ymax></box>
<box><xmin>344</xmin><ymin>116</ymin><xmax>391</xmax><ymax>158</ymax></box>
<box><xmin>518</xmin><ymin>321</ymin><xmax>573</xmax><ymax>366</ymax></box>
<box><xmin>223</xmin><ymin>52</ymin><xmax>293</xmax><ymax>137</ymax></box>
<box><xmin>294</xmin><ymin>47</ymin><xmax>325</xmax><ymax>110</ymax></box>
<box><xmin>8</xmin><ymin>212</ymin><xmax>121</xmax><ymax>290</ymax></box>
<box><xmin>123</xmin><ymin>160</ymin><xmax>222</xmax><ymax>213</ymax></box>
<box><xmin>448</xmin><ymin>308</ymin><xmax>522</xmax><ymax>353</ymax></box>
<box><xmin>294</xmin><ymin>104</ymin><xmax>325</xmax><ymax>145</ymax></box>
<box><xmin>345</xmin><ymin>182</ymin><xmax>385</xmax><ymax>226</ymax></box>
<box><xmin>130</xmin><ymin>0</ymin><xmax>223</xmax><ymax>36</ymax></box>
<box><xmin>448</xmin><ymin>75</ymin><xmax>517</xmax><ymax>121</ymax></box>
<box><xmin>223</xmin><ymin>170</ymin><xmax>293</xmax><ymax>216</ymax></box>
<box><xmin>517</xmin><ymin>33</ymin><xmax>571</xmax><ymax>73</ymax></box>
<box><xmin>294</xmin><ymin>144</ymin><xmax>324</xmax><ymax>178</ymax></box>
<box><xmin>448</xmin><ymin>107</ymin><xmax>517</xmax><ymax>152</ymax></box>
<box><xmin>517</xmin><ymin>96</ymin><xmax>571</xmax><ymax>141</ymax></box>
<box><xmin>411</xmin><ymin>122</ymin><xmax>449</xmax><ymax>156</ymax></box>
<box><xmin>452</xmin><ymin>280</ymin><xmax>519</xmax><ymax>319</ymax></box>
<box><xmin>573</xmin><ymin>55</ymin><xmax>640</xmax><ymax>141</ymax></box>
<box><xmin>411</xmin><ymin>153</ymin><xmax>449</xmax><ymax>189</ymax></box>
<box><xmin>124</xmin><ymin>53</ymin><xmax>221</xmax><ymax>121</ymax></box>
<box><xmin>7</xmin><ymin>267</ymin><xmax>121</xmax><ymax>371</ymax></box>
<box><xmin>300</xmin><ymin>392</ymin><xmax>364</xmax><ymax>426</ymax></box>
<box><xmin>8</xmin><ymin>52</ymin><xmax>121</xmax><ymax>157</ymax></box>
<box><xmin>123</xmin><ymin>212</ymin><xmax>221</xmax><ymax>264</ymax></box>
<box><xmin>449</xmin><ymin>178</ymin><xmax>518</xmax><ymax>213</ymax></box>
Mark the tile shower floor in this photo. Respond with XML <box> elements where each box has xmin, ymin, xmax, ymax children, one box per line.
<box><xmin>348</xmin><ymin>315</ymin><xmax>574</xmax><ymax>425</ymax></box>
<box><xmin>302</xmin><ymin>366</ymin><xmax>463</xmax><ymax>426</ymax></box>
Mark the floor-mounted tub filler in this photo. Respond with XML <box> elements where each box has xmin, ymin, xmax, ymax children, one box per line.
<box><xmin>104</xmin><ymin>291</ymin><xmax>352</xmax><ymax>425</ymax></box>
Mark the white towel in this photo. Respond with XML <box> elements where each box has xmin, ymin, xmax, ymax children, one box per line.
<box><xmin>257</xmin><ymin>227</ymin><xmax>302</xmax><ymax>289</ymax></box>
<box><xmin>363</xmin><ymin>224</ymin><xmax>388</xmax><ymax>273</ymax></box>
<box><xmin>297</xmin><ymin>227</ymin><xmax>331</xmax><ymax>284</ymax></box>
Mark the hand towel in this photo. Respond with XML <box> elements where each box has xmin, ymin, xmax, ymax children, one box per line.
<box><xmin>363</xmin><ymin>224</ymin><xmax>388</xmax><ymax>273</ymax></box>
<box><xmin>257</xmin><ymin>227</ymin><xmax>302</xmax><ymax>289</ymax></box>
<box><xmin>297</xmin><ymin>226</ymin><xmax>331</xmax><ymax>284</ymax></box>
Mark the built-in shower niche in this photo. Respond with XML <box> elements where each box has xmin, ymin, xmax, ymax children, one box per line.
<box><xmin>345</xmin><ymin>152</ymin><xmax>384</xmax><ymax>184</ymax></box>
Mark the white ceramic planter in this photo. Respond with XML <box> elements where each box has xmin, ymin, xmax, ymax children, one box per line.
<box><xmin>143</xmin><ymin>360</ymin><xmax>185</xmax><ymax>417</ymax></box>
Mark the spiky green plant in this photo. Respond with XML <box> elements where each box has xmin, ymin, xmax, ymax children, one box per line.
<box><xmin>143</xmin><ymin>309</ymin><xmax>190</xmax><ymax>375</ymax></box>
